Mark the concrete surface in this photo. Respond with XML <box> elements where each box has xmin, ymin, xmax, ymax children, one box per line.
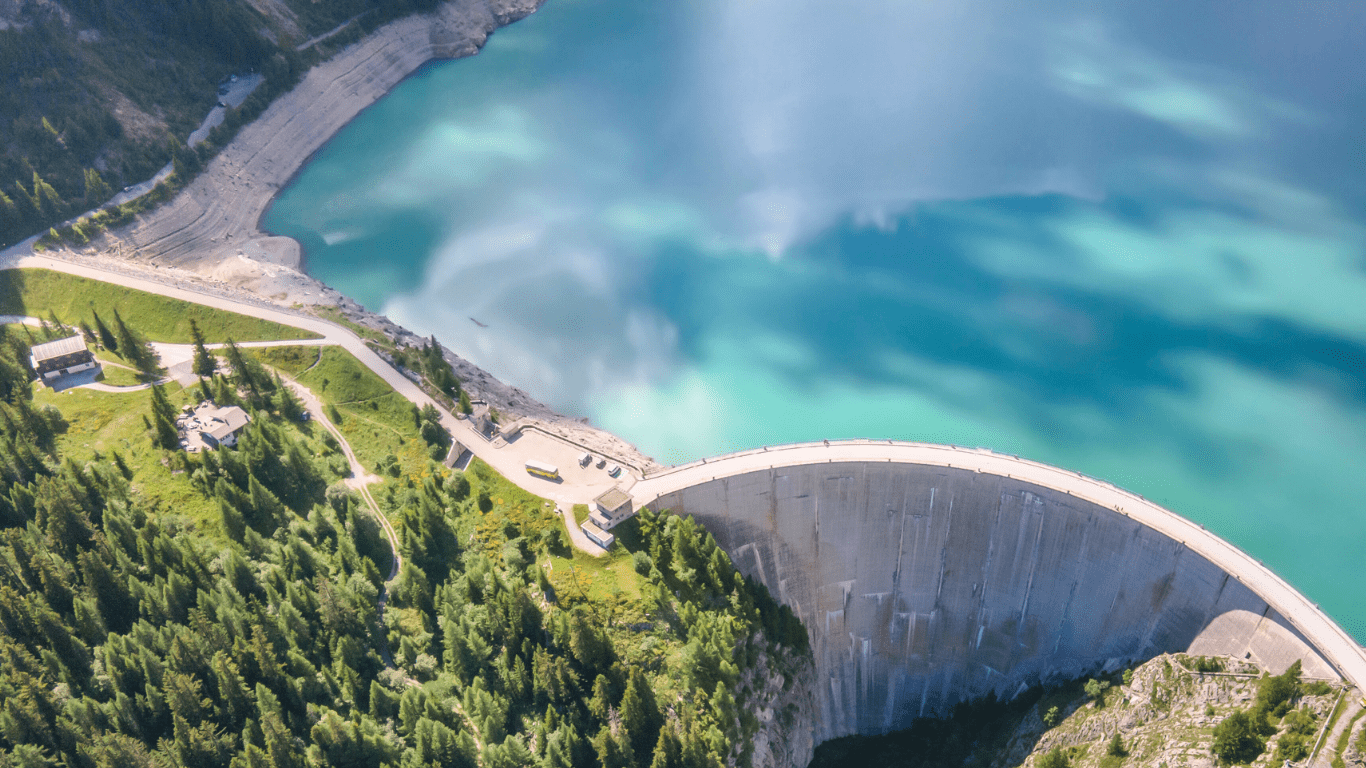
<box><xmin>629</xmin><ymin>440</ymin><xmax>1366</xmax><ymax>744</ymax></box>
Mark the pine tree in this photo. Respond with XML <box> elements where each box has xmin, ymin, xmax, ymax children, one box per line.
<box><xmin>190</xmin><ymin>319</ymin><xmax>216</xmax><ymax>376</ymax></box>
<box><xmin>31</xmin><ymin>172</ymin><xmax>64</xmax><ymax>219</ymax></box>
<box><xmin>220</xmin><ymin>498</ymin><xmax>245</xmax><ymax>542</ymax></box>
<box><xmin>274</xmin><ymin>377</ymin><xmax>303</xmax><ymax>421</ymax></box>
<box><xmin>84</xmin><ymin>168</ymin><xmax>113</xmax><ymax>203</ymax></box>
<box><xmin>247</xmin><ymin>474</ymin><xmax>287</xmax><ymax>533</ymax></box>
<box><xmin>113</xmin><ymin>309</ymin><xmax>159</xmax><ymax>378</ymax></box>
<box><xmin>620</xmin><ymin>668</ymin><xmax>663</xmax><ymax>761</ymax></box>
<box><xmin>649</xmin><ymin>724</ymin><xmax>683</xmax><ymax>768</ymax></box>
<box><xmin>459</xmin><ymin>390</ymin><xmax>473</xmax><ymax>415</ymax></box>
<box><xmin>149</xmin><ymin>384</ymin><xmax>179</xmax><ymax>449</ymax></box>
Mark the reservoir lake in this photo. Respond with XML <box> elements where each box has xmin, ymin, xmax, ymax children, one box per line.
<box><xmin>264</xmin><ymin>0</ymin><xmax>1366</xmax><ymax>640</ymax></box>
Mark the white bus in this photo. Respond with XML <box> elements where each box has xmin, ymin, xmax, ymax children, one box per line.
<box><xmin>525</xmin><ymin>460</ymin><xmax>560</xmax><ymax>481</ymax></box>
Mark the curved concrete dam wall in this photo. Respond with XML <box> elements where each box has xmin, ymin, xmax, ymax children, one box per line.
<box><xmin>627</xmin><ymin>441</ymin><xmax>1366</xmax><ymax>744</ymax></box>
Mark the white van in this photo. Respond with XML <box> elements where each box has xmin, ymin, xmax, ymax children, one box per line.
<box><xmin>578</xmin><ymin>452</ymin><xmax>593</xmax><ymax>467</ymax></box>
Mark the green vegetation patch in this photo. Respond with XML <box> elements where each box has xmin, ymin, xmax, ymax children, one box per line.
<box><xmin>92</xmin><ymin>358</ymin><xmax>144</xmax><ymax>387</ymax></box>
<box><xmin>34</xmin><ymin>380</ymin><xmax>222</xmax><ymax>528</ymax></box>
<box><xmin>0</xmin><ymin>269</ymin><xmax>319</xmax><ymax>342</ymax></box>
<box><xmin>249</xmin><ymin>344</ymin><xmax>322</xmax><ymax>377</ymax></box>
<box><xmin>288</xmin><ymin>346</ymin><xmax>434</xmax><ymax>480</ymax></box>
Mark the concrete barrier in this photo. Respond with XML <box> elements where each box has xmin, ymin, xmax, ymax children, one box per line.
<box><xmin>629</xmin><ymin>440</ymin><xmax>1364</xmax><ymax>746</ymax></box>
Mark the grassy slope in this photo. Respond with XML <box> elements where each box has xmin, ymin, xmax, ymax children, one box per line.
<box><xmin>33</xmin><ymin>381</ymin><xmax>220</xmax><ymax>527</ymax></box>
<box><xmin>36</xmin><ymin>378</ymin><xmax>350</xmax><ymax>538</ymax></box>
<box><xmin>0</xmin><ymin>269</ymin><xmax>319</xmax><ymax>342</ymax></box>
<box><xmin>264</xmin><ymin>345</ymin><xmax>432</xmax><ymax>482</ymax></box>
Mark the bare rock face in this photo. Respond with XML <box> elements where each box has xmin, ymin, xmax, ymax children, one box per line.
<box><xmin>741</xmin><ymin>642</ymin><xmax>818</xmax><ymax>768</ymax></box>
<box><xmin>993</xmin><ymin>654</ymin><xmax>1344</xmax><ymax>768</ymax></box>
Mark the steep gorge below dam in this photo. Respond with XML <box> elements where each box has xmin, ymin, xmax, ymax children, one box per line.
<box><xmin>628</xmin><ymin>443</ymin><xmax>1361</xmax><ymax>759</ymax></box>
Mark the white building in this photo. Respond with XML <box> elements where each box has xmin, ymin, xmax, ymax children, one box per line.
<box><xmin>180</xmin><ymin>402</ymin><xmax>252</xmax><ymax>451</ymax></box>
<box><xmin>580</xmin><ymin>487</ymin><xmax>634</xmax><ymax>549</ymax></box>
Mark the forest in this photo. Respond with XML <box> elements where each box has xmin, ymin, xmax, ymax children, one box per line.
<box><xmin>0</xmin><ymin>0</ymin><xmax>447</xmax><ymax>248</ymax></box>
<box><xmin>0</xmin><ymin>316</ymin><xmax>812</xmax><ymax>768</ymax></box>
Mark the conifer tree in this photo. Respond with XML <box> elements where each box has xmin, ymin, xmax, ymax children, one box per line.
<box><xmin>149</xmin><ymin>384</ymin><xmax>179</xmax><ymax>449</ymax></box>
<box><xmin>621</xmin><ymin>668</ymin><xmax>663</xmax><ymax>761</ymax></box>
<box><xmin>190</xmin><ymin>319</ymin><xmax>217</xmax><ymax>377</ymax></box>
<box><xmin>113</xmin><ymin>309</ymin><xmax>160</xmax><ymax>378</ymax></box>
<box><xmin>83</xmin><ymin>168</ymin><xmax>113</xmax><ymax>203</ymax></box>
<box><xmin>274</xmin><ymin>377</ymin><xmax>303</xmax><ymax>421</ymax></box>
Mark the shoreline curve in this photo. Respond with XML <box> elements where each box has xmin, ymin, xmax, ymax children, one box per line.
<box><xmin>106</xmin><ymin>0</ymin><xmax>546</xmax><ymax>288</ymax></box>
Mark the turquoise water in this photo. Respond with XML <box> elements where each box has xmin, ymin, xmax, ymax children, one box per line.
<box><xmin>265</xmin><ymin>0</ymin><xmax>1366</xmax><ymax>640</ymax></box>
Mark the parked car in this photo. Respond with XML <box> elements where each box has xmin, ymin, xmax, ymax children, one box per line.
<box><xmin>595</xmin><ymin>457</ymin><xmax>606</xmax><ymax>469</ymax></box>
<box><xmin>578</xmin><ymin>452</ymin><xmax>592</xmax><ymax>467</ymax></box>
<box><xmin>607</xmin><ymin>464</ymin><xmax>622</xmax><ymax>478</ymax></box>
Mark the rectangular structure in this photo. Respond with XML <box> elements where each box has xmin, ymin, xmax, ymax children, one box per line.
<box><xmin>580</xmin><ymin>520</ymin><xmax>615</xmax><ymax>548</ymax></box>
<box><xmin>29</xmin><ymin>335</ymin><xmax>98</xmax><ymax>381</ymax></box>
<box><xmin>525</xmin><ymin>460</ymin><xmax>559</xmax><ymax>480</ymax></box>
<box><xmin>592</xmin><ymin>486</ymin><xmax>634</xmax><ymax>530</ymax></box>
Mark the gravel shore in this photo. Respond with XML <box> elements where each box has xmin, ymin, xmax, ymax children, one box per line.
<box><xmin>111</xmin><ymin>0</ymin><xmax>545</xmax><ymax>292</ymax></box>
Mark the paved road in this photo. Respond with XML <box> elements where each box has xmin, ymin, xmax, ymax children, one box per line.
<box><xmin>627</xmin><ymin>439</ymin><xmax>1366</xmax><ymax>693</ymax></box>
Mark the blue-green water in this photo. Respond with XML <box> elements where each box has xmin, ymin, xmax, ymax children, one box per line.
<box><xmin>265</xmin><ymin>0</ymin><xmax>1366</xmax><ymax>640</ymax></box>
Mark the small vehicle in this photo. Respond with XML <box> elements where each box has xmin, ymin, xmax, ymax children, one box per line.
<box><xmin>578</xmin><ymin>452</ymin><xmax>592</xmax><ymax>467</ymax></box>
<box><xmin>595</xmin><ymin>457</ymin><xmax>606</xmax><ymax>469</ymax></box>
<box><xmin>525</xmin><ymin>460</ymin><xmax>560</xmax><ymax>481</ymax></box>
<box><xmin>607</xmin><ymin>464</ymin><xmax>622</xmax><ymax>478</ymax></box>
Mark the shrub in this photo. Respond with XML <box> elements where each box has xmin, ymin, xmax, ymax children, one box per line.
<box><xmin>1085</xmin><ymin>678</ymin><xmax>1112</xmax><ymax>707</ymax></box>
<box><xmin>1303</xmin><ymin>680</ymin><xmax>1332</xmax><ymax>696</ymax></box>
<box><xmin>1043</xmin><ymin>706</ymin><xmax>1061</xmax><ymax>728</ymax></box>
<box><xmin>1212</xmin><ymin>710</ymin><xmax>1266</xmax><ymax>765</ymax></box>
<box><xmin>631</xmin><ymin>551</ymin><xmax>653</xmax><ymax>576</ymax></box>
<box><xmin>1255</xmin><ymin>660</ymin><xmax>1302</xmax><ymax>719</ymax></box>
<box><xmin>1122</xmin><ymin>668</ymin><xmax>1133</xmax><ymax>686</ymax></box>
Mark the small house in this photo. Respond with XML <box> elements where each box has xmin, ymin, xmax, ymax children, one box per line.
<box><xmin>30</xmin><ymin>335</ymin><xmax>98</xmax><ymax>383</ymax></box>
<box><xmin>581</xmin><ymin>520</ymin><xmax>615</xmax><ymax>549</ymax></box>
<box><xmin>587</xmin><ymin>487</ymin><xmax>634</xmax><ymax>531</ymax></box>
<box><xmin>185</xmin><ymin>403</ymin><xmax>252</xmax><ymax>450</ymax></box>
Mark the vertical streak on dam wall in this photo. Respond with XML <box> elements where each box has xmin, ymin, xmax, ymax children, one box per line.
<box><xmin>649</xmin><ymin>462</ymin><xmax>1336</xmax><ymax>744</ymax></box>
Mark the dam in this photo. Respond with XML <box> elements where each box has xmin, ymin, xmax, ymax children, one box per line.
<box><xmin>627</xmin><ymin>441</ymin><xmax>1366</xmax><ymax>745</ymax></box>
